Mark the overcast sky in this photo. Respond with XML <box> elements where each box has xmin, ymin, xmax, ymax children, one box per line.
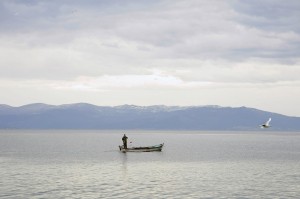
<box><xmin>1</xmin><ymin>0</ymin><xmax>300</xmax><ymax>116</ymax></box>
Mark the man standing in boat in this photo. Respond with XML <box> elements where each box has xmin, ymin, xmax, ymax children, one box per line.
<box><xmin>122</xmin><ymin>134</ymin><xmax>128</xmax><ymax>149</ymax></box>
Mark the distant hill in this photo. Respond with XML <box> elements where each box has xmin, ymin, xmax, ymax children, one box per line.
<box><xmin>0</xmin><ymin>103</ymin><xmax>300</xmax><ymax>131</ymax></box>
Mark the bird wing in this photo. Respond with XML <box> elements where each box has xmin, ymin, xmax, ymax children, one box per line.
<box><xmin>266</xmin><ymin>118</ymin><xmax>271</xmax><ymax>125</ymax></box>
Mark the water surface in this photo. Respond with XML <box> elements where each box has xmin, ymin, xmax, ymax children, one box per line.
<box><xmin>1</xmin><ymin>130</ymin><xmax>300</xmax><ymax>198</ymax></box>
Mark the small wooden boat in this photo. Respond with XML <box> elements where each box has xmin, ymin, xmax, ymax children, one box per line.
<box><xmin>119</xmin><ymin>143</ymin><xmax>164</xmax><ymax>153</ymax></box>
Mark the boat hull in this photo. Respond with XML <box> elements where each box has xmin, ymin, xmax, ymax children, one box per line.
<box><xmin>119</xmin><ymin>143</ymin><xmax>164</xmax><ymax>153</ymax></box>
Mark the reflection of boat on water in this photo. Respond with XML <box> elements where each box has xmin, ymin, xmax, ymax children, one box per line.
<box><xmin>119</xmin><ymin>143</ymin><xmax>164</xmax><ymax>153</ymax></box>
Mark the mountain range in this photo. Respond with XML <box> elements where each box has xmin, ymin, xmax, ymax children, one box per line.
<box><xmin>0</xmin><ymin>103</ymin><xmax>300</xmax><ymax>131</ymax></box>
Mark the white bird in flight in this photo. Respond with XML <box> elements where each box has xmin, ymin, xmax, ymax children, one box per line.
<box><xmin>260</xmin><ymin>118</ymin><xmax>271</xmax><ymax>128</ymax></box>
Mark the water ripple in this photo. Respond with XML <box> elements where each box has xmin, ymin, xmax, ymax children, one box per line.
<box><xmin>1</xmin><ymin>131</ymin><xmax>300</xmax><ymax>198</ymax></box>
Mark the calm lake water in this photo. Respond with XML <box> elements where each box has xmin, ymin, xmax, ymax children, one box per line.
<box><xmin>1</xmin><ymin>130</ymin><xmax>300</xmax><ymax>198</ymax></box>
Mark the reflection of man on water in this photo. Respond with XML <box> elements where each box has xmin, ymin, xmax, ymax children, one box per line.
<box><xmin>122</xmin><ymin>134</ymin><xmax>128</xmax><ymax>149</ymax></box>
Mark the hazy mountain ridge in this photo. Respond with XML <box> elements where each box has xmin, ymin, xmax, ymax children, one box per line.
<box><xmin>0</xmin><ymin>103</ymin><xmax>299</xmax><ymax>130</ymax></box>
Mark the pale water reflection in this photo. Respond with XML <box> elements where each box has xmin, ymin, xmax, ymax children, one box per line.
<box><xmin>0</xmin><ymin>130</ymin><xmax>300</xmax><ymax>198</ymax></box>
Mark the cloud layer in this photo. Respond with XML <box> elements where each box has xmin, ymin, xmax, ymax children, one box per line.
<box><xmin>1</xmin><ymin>0</ymin><xmax>300</xmax><ymax>116</ymax></box>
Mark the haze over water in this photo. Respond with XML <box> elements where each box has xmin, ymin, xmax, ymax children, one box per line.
<box><xmin>1</xmin><ymin>130</ymin><xmax>300</xmax><ymax>198</ymax></box>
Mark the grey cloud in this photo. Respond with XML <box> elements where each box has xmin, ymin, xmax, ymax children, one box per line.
<box><xmin>0</xmin><ymin>0</ymin><xmax>300</xmax><ymax>80</ymax></box>
<box><xmin>0</xmin><ymin>0</ymin><xmax>160</xmax><ymax>32</ymax></box>
<box><xmin>232</xmin><ymin>0</ymin><xmax>300</xmax><ymax>33</ymax></box>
